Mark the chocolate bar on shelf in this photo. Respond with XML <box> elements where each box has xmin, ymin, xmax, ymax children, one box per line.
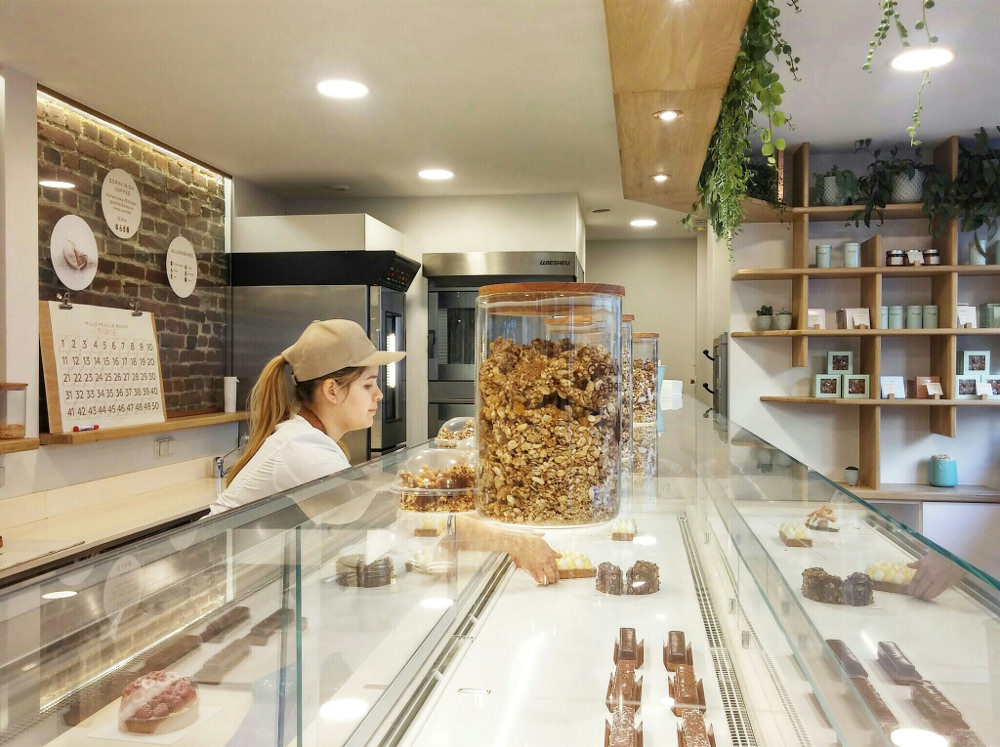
<box><xmin>246</xmin><ymin>608</ymin><xmax>305</xmax><ymax>646</ymax></box>
<box><xmin>140</xmin><ymin>634</ymin><xmax>201</xmax><ymax>675</ymax></box>
<box><xmin>604</xmin><ymin>705</ymin><xmax>643</xmax><ymax>747</ymax></box>
<box><xmin>201</xmin><ymin>606</ymin><xmax>250</xmax><ymax>642</ymax></box>
<box><xmin>826</xmin><ymin>639</ymin><xmax>867</xmax><ymax>679</ymax></box>
<box><xmin>676</xmin><ymin>709</ymin><xmax>716</xmax><ymax>747</ymax></box>
<box><xmin>605</xmin><ymin>667</ymin><xmax>643</xmax><ymax>711</ymax></box>
<box><xmin>614</xmin><ymin>628</ymin><xmax>645</xmax><ymax>668</ymax></box>
<box><xmin>850</xmin><ymin>677</ymin><xmax>898</xmax><ymax>732</ymax></box>
<box><xmin>911</xmin><ymin>680</ymin><xmax>968</xmax><ymax>732</ymax></box>
<box><xmin>668</xmin><ymin>664</ymin><xmax>706</xmax><ymax>717</ymax></box>
<box><xmin>876</xmin><ymin>641</ymin><xmax>921</xmax><ymax>684</ymax></box>
<box><xmin>663</xmin><ymin>630</ymin><xmax>692</xmax><ymax>673</ymax></box>
<box><xmin>194</xmin><ymin>638</ymin><xmax>251</xmax><ymax>685</ymax></box>
<box><xmin>950</xmin><ymin>729</ymin><xmax>986</xmax><ymax>747</ymax></box>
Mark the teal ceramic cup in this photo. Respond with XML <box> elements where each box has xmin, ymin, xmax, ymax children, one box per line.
<box><xmin>928</xmin><ymin>455</ymin><xmax>958</xmax><ymax>487</ymax></box>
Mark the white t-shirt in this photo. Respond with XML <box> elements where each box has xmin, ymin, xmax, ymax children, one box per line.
<box><xmin>208</xmin><ymin>415</ymin><xmax>350</xmax><ymax>515</ymax></box>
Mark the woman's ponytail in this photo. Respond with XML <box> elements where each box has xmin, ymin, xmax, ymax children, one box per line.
<box><xmin>225</xmin><ymin>355</ymin><xmax>291</xmax><ymax>486</ymax></box>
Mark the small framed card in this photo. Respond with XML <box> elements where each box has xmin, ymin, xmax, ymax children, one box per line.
<box><xmin>836</xmin><ymin>308</ymin><xmax>872</xmax><ymax>330</ymax></box>
<box><xmin>960</xmin><ymin>350</ymin><xmax>990</xmax><ymax>375</ymax></box>
<box><xmin>955</xmin><ymin>374</ymin><xmax>980</xmax><ymax>399</ymax></box>
<box><xmin>842</xmin><ymin>374</ymin><xmax>870</xmax><ymax>398</ymax></box>
<box><xmin>827</xmin><ymin>350</ymin><xmax>854</xmax><ymax>374</ymax></box>
<box><xmin>814</xmin><ymin>374</ymin><xmax>841</xmax><ymax>398</ymax></box>
<box><xmin>807</xmin><ymin>308</ymin><xmax>826</xmax><ymax>330</ymax></box>
<box><xmin>880</xmin><ymin>376</ymin><xmax>906</xmax><ymax>399</ymax></box>
<box><xmin>982</xmin><ymin>374</ymin><xmax>1000</xmax><ymax>399</ymax></box>
<box><xmin>956</xmin><ymin>305</ymin><xmax>978</xmax><ymax>329</ymax></box>
<box><xmin>914</xmin><ymin>375</ymin><xmax>941</xmax><ymax>399</ymax></box>
<box><xmin>925</xmin><ymin>381</ymin><xmax>944</xmax><ymax>397</ymax></box>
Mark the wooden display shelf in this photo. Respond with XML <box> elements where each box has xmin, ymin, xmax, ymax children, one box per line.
<box><xmin>842</xmin><ymin>483</ymin><xmax>1000</xmax><ymax>503</ymax></box>
<box><xmin>761</xmin><ymin>396</ymin><xmax>1000</xmax><ymax>407</ymax></box>
<box><xmin>40</xmin><ymin>411</ymin><xmax>247</xmax><ymax>445</ymax></box>
<box><xmin>792</xmin><ymin>203</ymin><xmax>925</xmax><ymax>221</ymax></box>
<box><xmin>733</xmin><ymin>328</ymin><xmax>1000</xmax><ymax>338</ymax></box>
<box><xmin>0</xmin><ymin>437</ymin><xmax>41</xmax><ymax>455</ymax></box>
<box><xmin>742</xmin><ymin>198</ymin><xmax>792</xmax><ymax>223</ymax></box>
<box><xmin>734</xmin><ymin>265</ymin><xmax>1000</xmax><ymax>281</ymax></box>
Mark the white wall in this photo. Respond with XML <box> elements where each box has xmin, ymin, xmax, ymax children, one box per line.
<box><xmin>728</xmin><ymin>221</ymin><xmax>1000</xmax><ymax>489</ymax></box>
<box><xmin>285</xmin><ymin>194</ymin><xmax>586</xmax><ymax>446</ymax></box>
<box><xmin>231</xmin><ymin>176</ymin><xmax>286</xmax><ymax>217</ymax></box>
<box><xmin>586</xmin><ymin>238</ymin><xmax>699</xmax><ymax>395</ymax></box>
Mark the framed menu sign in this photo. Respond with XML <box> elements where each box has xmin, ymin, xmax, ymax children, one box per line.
<box><xmin>39</xmin><ymin>301</ymin><xmax>166</xmax><ymax>433</ymax></box>
<box><xmin>101</xmin><ymin>168</ymin><xmax>142</xmax><ymax>239</ymax></box>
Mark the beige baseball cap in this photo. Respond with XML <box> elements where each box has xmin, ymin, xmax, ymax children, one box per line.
<box><xmin>282</xmin><ymin>319</ymin><xmax>405</xmax><ymax>382</ymax></box>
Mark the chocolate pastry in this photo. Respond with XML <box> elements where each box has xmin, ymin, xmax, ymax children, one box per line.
<box><xmin>876</xmin><ymin>641</ymin><xmax>921</xmax><ymax>684</ymax></box>
<box><xmin>604</xmin><ymin>705</ymin><xmax>639</xmax><ymax>747</ymax></box>
<box><xmin>911</xmin><ymin>680</ymin><xmax>968</xmax><ymax>731</ymax></box>
<box><xmin>625</xmin><ymin>560</ymin><xmax>659</xmax><ymax>595</ymax></box>
<box><xmin>826</xmin><ymin>639</ymin><xmax>867</xmax><ymax>679</ymax></box>
<box><xmin>841</xmin><ymin>572</ymin><xmax>874</xmax><ymax>606</ymax></box>
<box><xmin>849</xmin><ymin>676</ymin><xmax>898</xmax><ymax>731</ymax></box>
<box><xmin>669</xmin><ymin>663</ymin><xmax>706</xmax><ymax>716</ymax></box>
<box><xmin>950</xmin><ymin>729</ymin><xmax>986</xmax><ymax>747</ymax></box>
<box><xmin>201</xmin><ymin>606</ymin><xmax>249</xmax><ymax>642</ymax></box>
<box><xmin>605</xmin><ymin>664</ymin><xmax>642</xmax><ymax>711</ymax></box>
<box><xmin>141</xmin><ymin>635</ymin><xmax>201</xmax><ymax>674</ymax></box>
<box><xmin>194</xmin><ymin>639</ymin><xmax>250</xmax><ymax>685</ymax></box>
<box><xmin>596</xmin><ymin>562</ymin><xmax>624</xmax><ymax>595</ymax></box>
<box><xmin>247</xmin><ymin>608</ymin><xmax>303</xmax><ymax>646</ymax></box>
<box><xmin>677</xmin><ymin>709</ymin><xmax>716</xmax><ymax>747</ymax></box>
<box><xmin>336</xmin><ymin>555</ymin><xmax>394</xmax><ymax>588</ymax></box>
<box><xmin>663</xmin><ymin>630</ymin><xmax>691</xmax><ymax>672</ymax></box>
<box><xmin>614</xmin><ymin>628</ymin><xmax>644</xmax><ymax>667</ymax></box>
<box><xmin>802</xmin><ymin>567</ymin><xmax>842</xmax><ymax>604</ymax></box>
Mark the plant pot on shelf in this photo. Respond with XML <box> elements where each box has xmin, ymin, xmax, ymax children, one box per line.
<box><xmin>756</xmin><ymin>314</ymin><xmax>773</xmax><ymax>331</ymax></box>
<box><xmin>891</xmin><ymin>170</ymin><xmax>924</xmax><ymax>203</ymax></box>
<box><xmin>818</xmin><ymin>175</ymin><xmax>846</xmax><ymax>206</ymax></box>
<box><xmin>774</xmin><ymin>312</ymin><xmax>793</xmax><ymax>330</ymax></box>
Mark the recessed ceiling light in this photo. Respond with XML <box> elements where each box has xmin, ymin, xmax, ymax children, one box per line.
<box><xmin>316</xmin><ymin>79</ymin><xmax>369</xmax><ymax>99</ymax></box>
<box><xmin>653</xmin><ymin>109</ymin><xmax>683</xmax><ymax>122</ymax></box>
<box><xmin>39</xmin><ymin>180</ymin><xmax>75</xmax><ymax>189</ymax></box>
<box><xmin>42</xmin><ymin>590</ymin><xmax>77</xmax><ymax>600</ymax></box>
<box><xmin>889</xmin><ymin>728</ymin><xmax>947</xmax><ymax>747</ymax></box>
<box><xmin>418</xmin><ymin>169</ymin><xmax>454</xmax><ymax>181</ymax></box>
<box><xmin>651</xmin><ymin>174</ymin><xmax>669</xmax><ymax>183</ymax></box>
<box><xmin>591</xmin><ymin>207</ymin><xmax>611</xmax><ymax>214</ymax></box>
<box><xmin>630</xmin><ymin>218</ymin><xmax>657</xmax><ymax>228</ymax></box>
<box><xmin>890</xmin><ymin>47</ymin><xmax>954</xmax><ymax>72</ymax></box>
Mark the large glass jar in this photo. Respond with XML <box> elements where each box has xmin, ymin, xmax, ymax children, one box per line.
<box><xmin>620</xmin><ymin>314</ymin><xmax>634</xmax><ymax>486</ymax></box>
<box><xmin>476</xmin><ymin>282</ymin><xmax>624</xmax><ymax>526</ymax></box>
<box><xmin>0</xmin><ymin>383</ymin><xmax>27</xmax><ymax>439</ymax></box>
<box><xmin>632</xmin><ymin>333</ymin><xmax>658</xmax><ymax>476</ymax></box>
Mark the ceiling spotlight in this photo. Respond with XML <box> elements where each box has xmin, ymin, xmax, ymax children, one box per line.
<box><xmin>630</xmin><ymin>218</ymin><xmax>657</xmax><ymax>228</ymax></box>
<box><xmin>39</xmin><ymin>180</ymin><xmax>75</xmax><ymax>189</ymax></box>
<box><xmin>653</xmin><ymin>109</ymin><xmax>682</xmax><ymax>122</ymax></box>
<box><xmin>890</xmin><ymin>47</ymin><xmax>954</xmax><ymax>72</ymax></box>
<box><xmin>418</xmin><ymin>169</ymin><xmax>454</xmax><ymax>181</ymax></box>
<box><xmin>651</xmin><ymin>174</ymin><xmax>669</xmax><ymax>183</ymax></box>
<box><xmin>316</xmin><ymin>79</ymin><xmax>369</xmax><ymax>99</ymax></box>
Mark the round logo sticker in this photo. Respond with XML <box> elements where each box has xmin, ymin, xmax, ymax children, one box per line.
<box><xmin>101</xmin><ymin>168</ymin><xmax>142</xmax><ymax>238</ymax></box>
<box><xmin>50</xmin><ymin>214</ymin><xmax>99</xmax><ymax>290</ymax></box>
<box><xmin>166</xmin><ymin>236</ymin><xmax>198</xmax><ymax>298</ymax></box>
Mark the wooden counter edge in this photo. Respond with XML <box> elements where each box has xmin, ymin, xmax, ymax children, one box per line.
<box><xmin>40</xmin><ymin>412</ymin><xmax>247</xmax><ymax>445</ymax></box>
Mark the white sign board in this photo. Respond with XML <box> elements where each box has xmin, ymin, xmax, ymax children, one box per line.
<box><xmin>166</xmin><ymin>236</ymin><xmax>198</xmax><ymax>298</ymax></box>
<box><xmin>101</xmin><ymin>168</ymin><xmax>142</xmax><ymax>238</ymax></box>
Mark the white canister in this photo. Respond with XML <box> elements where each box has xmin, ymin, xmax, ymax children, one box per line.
<box><xmin>816</xmin><ymin>244</ymin><xmax>832</xmax><ymax>268</ymax></box>
<box><xmin>844</xmin><ymin>242</ymin><xmax>860</xmax><ymax>268</ymax></box>
<box><xmin>922</xmin><ymin>305</ymin><xmax>938</xmax><ymax>329</ymax></box>
<box><xmin>906</xmin><ymin>305</ymin><xmax>923</xmax><ymax>329</ymax></box>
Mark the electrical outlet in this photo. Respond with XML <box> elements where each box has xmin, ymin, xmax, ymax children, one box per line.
<box><xmin>155</xmin><ymin>437</ymin><xmax>174</xmax><ymax>457</ymax></box>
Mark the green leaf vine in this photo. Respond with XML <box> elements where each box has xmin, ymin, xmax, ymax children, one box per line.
<box><xmin>864</xmin><ymin>0</ymin><xmax>938</xmax><ymax>146</ymax></box>
<box><xmin>684</xmin><ymin>0</ymin><xmax>799</xmax><ymax>251</ymax></box>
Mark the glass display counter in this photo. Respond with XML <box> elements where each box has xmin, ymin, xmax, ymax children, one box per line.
<box><xmin>0</xmin><ymin>400</ymin><xmax>997</xmax><ymax>746</ymax></box>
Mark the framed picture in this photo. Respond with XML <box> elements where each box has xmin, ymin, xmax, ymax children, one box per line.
<box><xmin>814</xmin><ymin>374</ymin><xmax>841</xmax><ymax>398</ymax></box>
<box><xmin>827</xmin><ymin>350</ymin><xmax>854</xmax><ymax>374</ymax></box>
<box><xmin>807</xmin><ymin>308</ymin><xmax>826</xmax><ymax>330</ymax></box>
<box><xmin>880</xmin><ymin>376</ymin><xmax>906</xmax><ymax>399</ymax></box>
<box><xmin>925</xmin><ymin>381</ymin><xmax>944</xmax><ymax>397</ymax></box>
<box><xmin>914</xmin><ymin>375</ymin><xmax>941</xmax><ymax>399</ymax></box>
<box><xmin>960</xmin><ymin>350</ymin><xmax>990</xmax><ymax>375</ymax></box>
<box><xmin>982</xmin><ymin>374</ymin><xmax>1000</xmax><ymax>400</ymax></box>
<box><xmin>955</xmin><ymin>374</ymin><xmax>980</xmax><ymax>399</ymax></box>
<box><xmin>842</xmin><ymin>374</ymin><xmax>870</xmax><ymax>398</ymax></box>
<box><xmin>956</xmin><ymin>305</ymin><xmax>978</xmax><ymax>329</ymax></box>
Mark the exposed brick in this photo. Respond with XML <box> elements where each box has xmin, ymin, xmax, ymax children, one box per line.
<box><xmin>98</xmin><ymin>129</ymin><xmax>115</xmax><ymax>147</ymax></box>
<box><xmin>77</xmin><ymin>138</ymin><xmax>110</xmax><ymax>162</ymax></box>
<box><xmin>39</xmin><ymin>122</ymin><xmax>77</xmax><ymax>149</ymax></box>
<box><xmin>42</xmin><ymin>147</ymin><xmax>61</xmax><ymax>166</ymax></box>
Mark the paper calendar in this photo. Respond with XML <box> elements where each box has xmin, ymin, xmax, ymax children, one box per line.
<box><xmin>39</xmin><ymin>301</ymin><xmax>167</xmax><ymax>434</ymax></box>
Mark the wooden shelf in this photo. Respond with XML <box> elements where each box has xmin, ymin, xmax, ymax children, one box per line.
<box><xmin>734</xmin><ymin>265</ymin><xmax>1000</xmax><ymax>281</ymax></box>
<box><xmin>761</xmin><ymin>396</ymin><xmax>1000</xmax><ymax>407</ymax></box>
<box><xmin>733</xmin><ymin>328</ymin><xmax>1000</xmax><ymax>338</ymax></box>
<box><xmin>792</xmin><ymin>203</ymin><xmax>925</xmax><ymax>221</ymax></box>
<box><xmin>0</xmin><ymin>437</ymin><xmax>41</xmax><ymax>455</ymax></box>
<box><xmin>40</xmin><ymin>411</ymin><xmax>247</xmax><ymax>445</ymax></box>
<box><xmin>742</xmin><ymin>198</ymin><xmax>793</xmax><ymax>223</ymax></box>
<box><xmin>842</xmin><ymin>483</ymin><xmax>1000</xmax><ymax>504</ymax></box>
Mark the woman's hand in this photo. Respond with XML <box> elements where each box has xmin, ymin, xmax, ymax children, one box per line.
<box><xmin>908</xmin><ymin>553</ymin><xmax>963</xmax><ymax>600</ymax></box>
<box><xmin>505</xmin><ymin>531</ymin><xmax>561</xmax><ymax>586</ymax></box>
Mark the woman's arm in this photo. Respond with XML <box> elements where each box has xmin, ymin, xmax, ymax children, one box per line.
<box><xmin>453</xmin><ymin>515</ymin><xmax>561</xmax><ymax>585</ymax></box>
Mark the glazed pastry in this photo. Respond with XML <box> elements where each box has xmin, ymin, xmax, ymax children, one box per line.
<box><xmin>141</xmin><ymin>635</ymin><xmax>201</xmax><ymax>674</ymax></box>
<box><xmin>201</xmin><ymin>606</ymin><xmax>249</xmax><ymax>642</ymax></box>
<box><xmin>677</xmin><ymin>709</ymin><xmax>716</xmax><ymax>747</ymax></box>
<box><xmin>669</xmin><ymin>663</ymin><xmax>705</xmax><ymax>716</ymax></box>
<box><xmin>850</xmin><ymin>676</ymin><xmax>898</xmax><ymax>732</ymax></box>
<box><xmin>842</xmin><ymin>572</ymin><xmax>874</xmax><ymax>606</ymax></box>
<box><xmin>806</xmin><ymin>505</ymin><xmax>839</xmax><ymax>532</ymax></box>
<box><xmin>625</xmin><ymin>560</ymin><xmax>659</xmax><ymax>595</ymax></box>
<box><xmin>876</xmin><ymin>641</ymin><xmax>921</xmax><ymax>684</ymax></box>
<box><xmin>802</xmin><ymin>567</ymin><xmax>843</xmax><ymax>604</ymax></box>
<box><xmin>779</xmin><ymin>523</ymin><xmax>812</xmax><ymax>547</ymax></box>
<box><xmin>118</xmin><ymin>671</ymin><xmax>198</xmax><ymax>734</ymax></box>
<box><xmin>556</xmin><ymin>550</ymin><xmax>595</xmax><ymax>579</ymax></box>
<box><xmin>866</xmin><ymin>561</ymin><xmax>915</xmax><ymax>593</ymax></box>
<box><xmin>663</xmin><ymin>630</ymin><xmax>690</xmax><ymax>672</ymax></box>
<box><xmin>596</xmin><ymin>562</ymin><xmax>624</xmax><ymax>595</ymax></box>
<box><xmin>911</xmin><ymin>680</ymin><xmax>968</xmax><ymax>731</ymax></box>
<box><xmin>826</xmin><ymin>639</ymin><xmax>867</xmax><ymax>678</ymax></box>
<box><xmin>610</xmin><ymin>517</ymin><xmax>638</xmax><ymax>541</ymax></box>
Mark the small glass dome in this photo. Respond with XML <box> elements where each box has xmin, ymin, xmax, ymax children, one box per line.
<box><xmin>392</xmin><ymin>447</ymin><xmax>476</xmax><ymax>513</ymax></box>
<box><xmin>435</xmin><ymin>416</ymin><xmax>475</xmax><ymax>449</ymax></box>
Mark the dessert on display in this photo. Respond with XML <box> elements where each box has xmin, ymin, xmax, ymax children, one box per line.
<box><xmin>779</xmin><ymin>523</ymin><xmax>812</xmax><ymax>547</ymax></box>
<box><xmin>805</xmin><ymin>505</ymin><xmax>839</xmax><ymax>532</ymax></box>
<box><xmin>201</xmin><ymin>606</ymin><xmax>250</xmax><ymax>642</ymax></box>
<box><xmin>394</xmin><ymin>448</ymin><xmax>476</xmax><ymax>513</ymax></box>
<box><xmin>613</xmin><ymin>627</ymin><xmax>644</xmax><ymax>667</ymax></box>
<box><xmin>435</xmin><ymin>416</ymin><xmax>475</xmax><ymax>448</ymax></box>
<box><xmin>950</xmin><ymin>729</ymin><xmax>987</xmax><ymax>747</ymax></box>
<box><xmin>849</xmin><ymin>676</ymin><xmax>898</xmax><ymax>732</ymax></box>
<box><xmin>663</xmin><ymin>630</ymin><xmax>693</xmax><ymax>672</ymax></box>
<box><xmin>118</xmin><ymin>671</ymin><xmax>198</xmax><ymax>735</ymax></box>
<box><xmin>194</xmin><ymin>638</ymin><xmax>250</xmax><ymax>685</ymax></box>
<box><xmin>625</xmin><ymin>560</ymin><xmax>660</xmax><ymax>595</ymax></box>
<box><xmin>842</xmin><ymin>572</ymin><xmax>874</xmax><ymax>606</ymax></box>
<box><xmin>604</xmin><ymin>704</ymin><xmax>641</xmax><ymax>747</ymax></box>
<box><xmin>825</xmin><ymin>639</ymin><xmax>868</xmax><ymax>679</ymax></box>
<box><xmin>414</xmin><ymin>516</ymin><xmax>447</xmax><ymax>537</ymax></box>
<box><xmin>802</xmin><ymin>568</ymin><xmax>873</xmax><ymax>606</ymax></box>
<box><xmin>336</xmin><ymin>554</ymin><xmax>395</xmax><ymax>588</ymax></box>
<box><xmin>247</xmin><ymin>608</ymin><xmax>302</xmax><ymax>646</ymax></box>
<box><xmin>910</xmin><ymin>680</ymin><xmax>968</xmax><ymax>732</ymax></box>
<box><xmin>677</xmin><ymin>709</ymin><xmax>716</xmax><ymax>747</ymax></box>
<box><xmin>610</xmin><ymin>517</ymin><xmax>638</xmax><ymax>541</ymax></box>
<box><xmin>865</xmin><ymin>561</ymin><xmax>915</xmax><ymax>593</ymax></box>
<box><xmin>668</xmin><ymin>663</ymin><xmax>706</xmax><ymax>716</ymax></box>
<box><xmin>876</xmin><ymin>641</ymin><xmax>921</xmax><ymax>684</ymax></box>
<box><xmin>596</xmin><ymin>562</ymin><xmax>624</xmax><ymax>595</ymax></box>
<box><xmin>556</xmin><ymin>550</ymin><xmax>596</xmax><ymax>579</ymax></box>
<box><xmin>605</xmin><ymin>665</ymin><xmax>642</xmax><ymax>711</ymax></box>
<box><xmin>141</xmin><ymin>634</ymin><xmax>201</xmax><ymax>675</ymax></box>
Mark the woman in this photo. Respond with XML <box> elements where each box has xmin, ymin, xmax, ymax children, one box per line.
<box><xmin>210</xmin><ymin>319</ymin><xmax>560</xmax><ymax>584</ymax></box>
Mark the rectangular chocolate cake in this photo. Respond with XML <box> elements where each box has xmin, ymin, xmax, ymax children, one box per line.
<box><xmin>841</xmin><ymin>572</ymin><xmax>874</xmax><ymax>606</ymax></box>
<box><xmin>826</xmin><ymin>639</ymin><xmax>867</xmax><ymax>678</ymax></box>
<box><xmin>802</xmin><ymin>567</ymin><xmax>842</xmax><ymax>604</ymax></box>
<box><xmin>876</xmin><ymin>641</ymin><xmax>921</xmax><ymax>684</ymax></box>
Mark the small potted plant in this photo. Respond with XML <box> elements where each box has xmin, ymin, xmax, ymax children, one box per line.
<box><xmin>774</xmin><ymin>308</ymin><xmax>793</xmax><ymax>330</ymax></box>
<box><xmin>756</xmin><ymin>304</ymin><xmax>773</xmax><ymax>331</ymax></box>
<box><xmin>924</xmin><ymin>126</ymin><xmax>1000</xmax><ymax>241</ymax></box>
<box><xmin>812</xmin><ymin>165</ymin><xmax>860</xmax><ymax>206</ymax></box>
<box><xmin>851</xmin><ymin>139</ymin><xmax>938</xmax><ymax>228</ymax></box>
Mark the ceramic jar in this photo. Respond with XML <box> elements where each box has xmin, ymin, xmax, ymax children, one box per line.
<box><xmin>844</xmin><ymin>242</ymin><xmax>860</xmax><ymax>268</ymax></box>
<box><xmin>888</xmin><ymin>305</ymin><xmax>904</xmax><ymax>329</ymax></box>
<box><xmin>906</xmin><ymin>305</ymin><xmax>923</xmax><ymax>329</ymax></box>
<box><xmin>969</xmin><ymin>239</ymin><xmax>988</xmax><ymax>265</ymax></box>
<box><xmin>816</xmin><ymin>244</ymin><xmax>832</xmax><ymax>268</ymax></box>
<box><xmin>922</xmin><ymin>305</ymin><xmax>938</xmax><ymax>329</ymax></box>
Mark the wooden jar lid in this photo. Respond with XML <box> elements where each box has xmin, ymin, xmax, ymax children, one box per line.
<box><xmin>479</xmin><ymin>281</ymin><xmax>625</xmax><ymax>297</ymax></box>
<box><xmin>632</xmin><ymin>332</ymin><xmax>659</xmax><ymax>339</ymax></box>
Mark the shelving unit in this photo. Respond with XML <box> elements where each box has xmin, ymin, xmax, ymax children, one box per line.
<box><xmin>733</xmin><ymin>138</ymin><xmax>1000</xmax><ymax>491</ymax></box>
<box><xmin>0</xmin><ymin>438</ymin><xmax>40</xmax><ymax>455</ymax></box>
<box><xmin>39</xmin><ymin>411</ymin><xmax>247</xmax><ymax>445</ymax></box>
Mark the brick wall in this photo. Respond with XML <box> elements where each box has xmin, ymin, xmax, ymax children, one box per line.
<box><xmin>37</xmin><ymin>95</ymin><xmax>228</xmax><ymax>417</ymax></box>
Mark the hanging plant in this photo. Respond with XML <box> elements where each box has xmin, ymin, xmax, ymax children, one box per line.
<box><xmin>923</xmin><ymin>126</ymin><xmax>1000</xmax><ymax>240</ymax></box>
<box><xmin>684</xmin><ymin>0</ymin><xmax>800</xmax><ymax>251</ymax></box>
<box><xmin>863</xmin><ymin>0</ymin><xmax>938</xmax><ymax>146</ymax></box>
